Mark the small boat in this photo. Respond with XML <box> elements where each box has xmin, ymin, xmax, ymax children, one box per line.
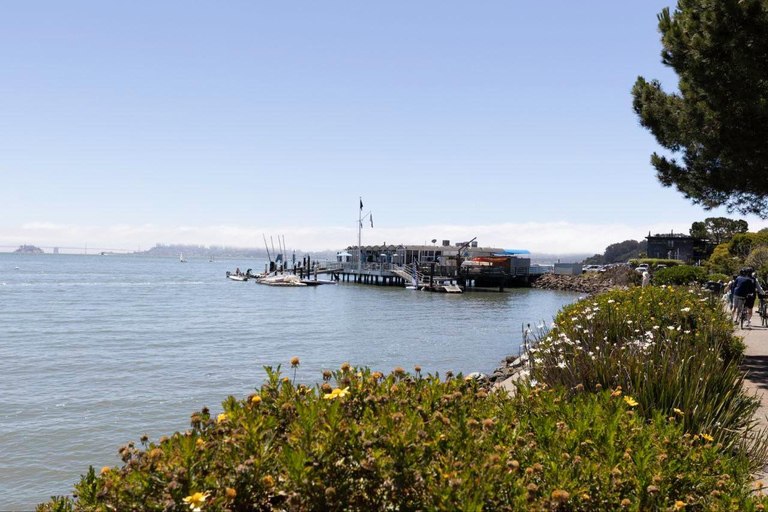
<box><xmin>226</xmin><ymin>271</ymin><xmax>248</xmax><ymax>281</ymax></box>
<box><xmin>180</xmin><ymin>253</ymin><xmax>187</xmax><ymax>263</ymax></box>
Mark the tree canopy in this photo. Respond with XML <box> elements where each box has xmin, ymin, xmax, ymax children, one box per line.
<box><xmin>632</xmin><ymin>0</ymin><xmax>768</xmax><ymax>216</ymax></box>
<box><xmin>689</xmin><ymin>217</ymin><xmax>748</xmax><ymax>244</ymax></box>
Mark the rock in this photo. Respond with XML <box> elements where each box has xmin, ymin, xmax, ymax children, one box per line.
<box><xmin>466</xmin><ymin>372</ymin><xmax>489</xmax><ymax>382</ymax></box>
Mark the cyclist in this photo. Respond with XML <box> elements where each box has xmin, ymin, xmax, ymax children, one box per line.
<box><xmin>732</xmin><ymin>268</ymin><xmax>756</xmax><ymax>325</ymax></box>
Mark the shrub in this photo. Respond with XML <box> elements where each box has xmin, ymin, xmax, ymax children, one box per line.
<box><xmin>706</xmin><ymin>243</ymin><xmax>741</xmax><ymax>276</ymax></box>
<box><xmin>746</xmin><ymin>247</ymin><xmax>768</xmax><ymax>278</ymax></box>
<box><xmin>652</xmin><ymin>265</ymin><xmax>707</xmax><ymax>285</ymax></box>
<box><xmin>40</xmin><ymin>365</ymin><xmax>768</xmax><ymax>511</ymax></box>
<box><xmin>527</xmin><ymin>286</ymin><xmax>764</xmax><ymax>462</ymax></box>
<box><xmin>707</xmin><ymin>273</ymin><xmax>730</xmax><ymax>283</ymax></box>
<box><xmin>628</xmin><ymin>258</ymin><xmax>683</xmax><ymax>269</ymax></box>
<box><xmin>729</xmin><ymin>232</ymin><xmax>768</xmax><ymax>259</ymax></box>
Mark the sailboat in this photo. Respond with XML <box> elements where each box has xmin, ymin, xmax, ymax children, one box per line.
<box><xmin>180</xmin><ymin>253</ymin><xmax>187</xmax><ymax>263</ymax></box>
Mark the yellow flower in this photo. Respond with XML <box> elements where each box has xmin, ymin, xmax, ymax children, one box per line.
<box><xmin>322</xmin><ymin>387</ymin><xmax>350</xmax><ymax>400</ymax></box>
<box><xmin>196</xmin><ymin>438</ymin><xmax>204</xmax><ymax>447</ymax></box>
<box><xmin>100</xmin><ymin>465</ymin><xmax>111</xmax><ymax>475</ymax></box>
<box><xmin>183</xmin><ymin>491</ymin><xmax>210</xmax><ymax>511</ymax></box>
<box><xmin>624</xmin><ymin>396</ymin><xmax>638</xmax><ymax>407</ymax></box>
<box><xmin>701</xmin><ymin>433</ymin><xmax>714</xmax><ymax>442</ymax></box>
<box><xmin>674</xmin><ymin>500</ymin><xmax>686</xmax><ymax>510</ymax></box>
<box><xmin>290</xmin><ymin>357</ymin><xmax>300</xmax><ymax>367</ymax></box>
<box><xmin>262</xmin><ymin>475</ymin><xmax>275</xmax><ymax>488</ymax></box>
<box><xmin>217</xmin><ymin>413</ymin><xmax>228</xmax><ymax>423</ymax></box>
<box><xmin>251</xmin><ymin>395</ymin><xmax>262</xmax><ymax>404</ymax></box>
<box><xmin>673</xmin><ymin>408</ymin><xmax>684</xmax><ymax>416</ymax></box>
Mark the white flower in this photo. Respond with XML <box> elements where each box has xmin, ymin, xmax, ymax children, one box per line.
<box><xmin>680</xmin><ymin>307</ymin><xmax>691</xmax><ymax>312</ymax></box>
<box><xmin>607</xmin><ymin>299</ymin><xmax>616</xmax><ymax>304</ymax></box>
<box><xmin>653</xmin><ymin>325</ymin><xmax>660</xmax><ymax>330</ymax></box>
<box><xmin>557</xmin><ymin>361</ymin><xmax>567</xmax><ymax>369</ymax></box>
<box><xmin>667</xmin><ymin>326</ymin><xmax>675</xmax><ymax>331</ymax></box>
<box><xmin>530</xmin><ymin>379</ymin><xmax>538</xmax><ymax>387</ymax></box>
<box><xmin>684</xmin><ymin>330</ymin><xmax>691</xmax><ymax>334</ymax></box>
<box><xmin>627</xmin><ymin>320</ymin><xmax>633</xmax><ymax>325</ymax></box>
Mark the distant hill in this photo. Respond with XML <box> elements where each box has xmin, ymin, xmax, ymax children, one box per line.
<box><xmin>529</xmin><ymin>253</ymin><xmax>592</xmax><ymax>265</ymax></box>
<box><xmin>135</xmin><ymin>244</ymin><xmax>337</xmax><ymax>261</ymax></box>
<box><xmin>14</xmin><ymin>245</ymin><xmax>43</xmax><ymax>254</ymax></box>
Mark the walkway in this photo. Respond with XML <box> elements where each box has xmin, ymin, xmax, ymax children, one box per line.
<box><xmin>738</xmin><ymin>318</ymin><xmax>768</xmax><ymax>482</ymax></box>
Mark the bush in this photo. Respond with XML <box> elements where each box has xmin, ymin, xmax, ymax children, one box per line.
<box><xmin>40</xmin><ymin>364</ymin><xmax>768</xmax><ymax>511</ymax></box>
<box><xmin>707</xmin><ymin>273</ymin><xmax>730</xmax><ymax>283</ymax></box>
<box><xmin>527</xmin><ymin>287</ymin><xmax>763</xmax><ymax>461</ymax></box>
<box><xmin>706</xmin><ymin>243</ymin><xmax>741</xmax><ymax>276</ymax></box>
<box><xmin>729</xmin><ymin>232</ymin><xmax>768</xmax><ymax>259</ymax></box>
<box><xmin>652</xmin><ymin>265</ymin><xmax>707</xmax><ymax>285</ymax></box>
<box><xmin>628</xmin><ymin>258</ymin><xmax>683</xmax><ymax>269</ymax></box>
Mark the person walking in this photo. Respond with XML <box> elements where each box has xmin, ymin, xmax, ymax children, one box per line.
<box><xmin>745</xmin><ymin>271</ymin><xmax>765</xmax><ymax>326</ymax></box>
<box><xmin>732</xmin><ymin>269</ymin><xmax>756</xmax><ymax>325</ymax></box>
<box><xmin>641</xmin><ymin>270</ymin><xmax>651</xmax><ymax>288</ymax></box>
<box><xmin>727</xmin><ymin>275</ymin><xmax>738</xmax><ymax>310</ymax></box>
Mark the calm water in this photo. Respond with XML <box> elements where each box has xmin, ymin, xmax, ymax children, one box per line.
<box><xmin>0</xmin><ymin>253</ymin><xmax>579</xmax><ymax>508</ymax></box>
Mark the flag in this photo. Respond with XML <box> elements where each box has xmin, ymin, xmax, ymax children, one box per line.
<box><xmin>370</xmin><ymin>214</ymin><xmax>374</xmax><ymax>228</ymax></box>
<box><xmin>360</xmin><ymin>198</ymin><xmax>363</xmax><ymax>210</ymax></box>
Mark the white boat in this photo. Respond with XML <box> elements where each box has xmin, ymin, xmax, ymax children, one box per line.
<box><xmin>226</xmin><ymin>271</ymin><xmax>248</xmax><ymax>281</ymax></box>
<box><xmin>180</xmin><ymin>253</ymin><xmax>187</xmax><ymax>263</ymax></box>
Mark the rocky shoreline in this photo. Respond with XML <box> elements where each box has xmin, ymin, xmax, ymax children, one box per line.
<box><xmin>531</xmin><ymin>266</ymin><xmax>639</xmax><ymax>295</ymax></box>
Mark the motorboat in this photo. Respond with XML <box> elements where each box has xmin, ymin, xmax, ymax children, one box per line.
<box><xmin>226</xmin><ymin>271</ymin><xmax>248</xmax><ymax>282</ymax></box>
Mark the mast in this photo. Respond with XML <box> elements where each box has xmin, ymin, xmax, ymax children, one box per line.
<box><xmin>358</xmin><ymin>197</ymin><xmax>362</xmax><ymax>271</ymax></box>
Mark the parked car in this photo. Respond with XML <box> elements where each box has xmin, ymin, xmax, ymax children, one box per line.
<box><xmin>583</xmin><ymin>265</ymin><xmax>602</xmax><ymax>273</ymax></box>
<box><xmin>635</xmin><ymin>264</ymin><xmax>649</xmax><ymax>274</ymax></box>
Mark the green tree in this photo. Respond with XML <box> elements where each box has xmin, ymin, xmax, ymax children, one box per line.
<box><xmin>632</xmin><ymin>0</ymin><xmax>768</xmax><ymax>216</ymax></box>
<box><xmin>689</xmin><ymin>217</ymin><xmax>748</xmax><ymax>244</ymax></box>
<box><xmin>746</xmin><ymin>246</ymin><xmax>768</xmax><ymax>277</ymax></box>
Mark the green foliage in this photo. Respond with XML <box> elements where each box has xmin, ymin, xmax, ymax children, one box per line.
<box><xmin>652</xmin><ymin>265</ymin><xmax>707</xmax><ymax>286</ymax></box>
<box><xmin>690</xmin><ymin>217</ymin><xmax>749</xmax><ymax>244</ymax></box>
<box><xmin>628</xmin><ymin>258</ymin><xmax>682</xmax><ymax>269</ymax></box>
<box><xmin>40</xmin><ymin>362</ymin><xmax>768</xmax><ymax>512</ymax></box>
<box><xmin>729</xmin><ymin>232</ymin><xmax>768</xmax><ymax>259</ymax></box>
<box><xmin>706</xmin><ymin>243</ymin><xmax>741</xmax><ymax>276</ymax></box>
<box><xmin>583</xmin><ymin>241</ymin><xmax>646</xmax><ymax>265</ymax></box>
<box><xmin>632</xmin><ymin>1</ymin><xmax>768</xmax><ymax>216</ymax></box>
<box><xmin>528</xmin><ymin>287</ymin><xmax>763</xmax><ymax>463</ymax></box>
<box><xmin>747</xmin><ymin>247</ymin><xmax>768</xmax><ymax>277</ymax></box>
<box><xmin>707</xmin><ymin>273</ymin><xmax>730</xmax><ymax>284</ymax></box>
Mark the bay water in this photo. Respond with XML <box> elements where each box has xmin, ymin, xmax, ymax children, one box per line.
<box><xmin>0</xmin><ymin>253</ymin><xmax>580</xmax><ymax>508</ymax></box>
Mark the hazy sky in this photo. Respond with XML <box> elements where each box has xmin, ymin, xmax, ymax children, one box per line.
<box><xmin>2</xmin><ymin>1</ymin><xmax>766</xmax><ymax>253</ymax></box>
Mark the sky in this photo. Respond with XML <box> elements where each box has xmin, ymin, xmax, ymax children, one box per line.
<box><xmin>2</xmin><ymin>1</ymin><xmax>766</xmax><ymax>254</ymax></box>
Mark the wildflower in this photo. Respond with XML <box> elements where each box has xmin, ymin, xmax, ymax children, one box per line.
<box><xmin>621</xmin><ymin>499</ymin><xmax>631</xmax><ymax>508</ymax></box>
<box><xmin>262</xmin><ymin>475</ymin><xmax>275</xmax><ymax>488</ymax></box>
<box><xmin>100</xmin><ymin>466</ymin><xmax>111</xmax><ymax>475</ymax></box>
<box><xmin>530</xmin><ymin>379</ymin><xmax>538</xmax><ymax>387</ymax></box>
<box><xmin>624</xmin><ymin>396</ymin><xmax>638</xmax><ymax>407</ymax></box>
<box><xmin>414</xmin><ymin>365</ymin><xmax>421</xmax><ymax>372</ymax></box>
<box><xmin>551</xmin><ymin>490</ymin><xmax>570</xmax><ymax>502</ymax></box>
<box><xmin>557</xmin><ymin>361</ymin><xmax>567</xmax><ymax>369</ymax></box>
<box><xmin>673</xmin><ymin>408</ymin><xmax>684</xmax><ymax>416</ymax></box>
<box><xmin>701</xmin><ymin>433</ymin><xmax>714</xmax><ymax>442</ymax></box>
<box><xmin>251</xmin><ymin>395</ymin><xmax>262</xmax><ymax>404</ymax></box>
<box><xmin>646</xmin><ymin>485</ymin><xmax>659</xmax><ymax>494</ymax></box>
<box><xmin>607</xmin><ymin>299</ymin><xmax>615</xmax><ymax>304</ymax></box>
<box><xmin>340</xmin><ymin>362</ymin><xmax>351</xmax><ymax>372</ymax></box>
<box><xmin>674</xmin><ymin>501</ymin><xmax>686</xmax><ymax>510</ymax></box>
<box><xmin>195</xmin><ymin>438</ymin><xmax>204</xmax><ymax>448</ymax></box>
<box><xmin>680</xmin><ymin>307</ymin><xmax>691</xmax><ymax>312</ymax></box>
<box><xmin>322</xmin><ymin>387</ymin><xmax>350</xmax><ymax>400</ymax></box>
<box><xmin>290</xmin><ymin>357</ymin><xmax>300</xmax><ymax>367</ymax></box>
<box><xmin>217</xmin><ymin>413</ymin><xmax>228</xmax><ymax>423</ymax></box>
<box><xmin>183</xmin><ymin>492</ymin><xmax>210</xmax><ymax>512</ymax></box>
<box><xmin>393</xmin><ymin>366</ymin><xmax>405</xmax><ymax>376</ymax></box>
<box><xmin>225</xmin><ymin>487</ymin><xmax>237</xmax><ymax>499</ymax></box>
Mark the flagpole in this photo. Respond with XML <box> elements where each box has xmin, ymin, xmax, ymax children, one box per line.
<box><xmin>358</xmin><ymin>197</ymin><xmax>362</xmax><ymax>271</ymax></box>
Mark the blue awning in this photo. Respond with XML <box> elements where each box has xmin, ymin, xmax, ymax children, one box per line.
<box><xmin>493</xmin><ymin>249</ymin><xmax>531</xmax><ymax>256</ymax></box>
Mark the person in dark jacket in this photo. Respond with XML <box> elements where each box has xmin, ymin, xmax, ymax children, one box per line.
<box><xmin>732</xmin><ymin>269</ymin><xmax>756</xmax><ymax>325</ymax></box>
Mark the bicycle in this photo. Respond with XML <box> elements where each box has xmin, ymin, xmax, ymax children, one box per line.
<box><xmin>759</xmin><ymin>294</ymin><xmax>768</xmax><ymax>328</ymax></box>
<box><xmin>740</xmin><ymin>300</ymin><xmax>750</xmax><ymax>330</ymax></box>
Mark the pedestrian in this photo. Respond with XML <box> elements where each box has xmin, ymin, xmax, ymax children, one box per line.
<box><xmin>732</xmin><ymin>269</ymin><xmax>756</xmax><ymax>325</ymax></box>
<box><xmin>641</xmin><ymin>270</ymin><xmax>651</xmax><ymax>288</ymax></box>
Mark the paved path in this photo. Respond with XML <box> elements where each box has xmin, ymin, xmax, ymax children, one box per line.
<box><xmin>737</xmin><ymin>314</ymin><xmax>768</xmax><ymax>482</ymax></box>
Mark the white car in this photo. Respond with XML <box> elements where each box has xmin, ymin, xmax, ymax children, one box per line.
<box><xmin>635</xmin><ymin>265</ymin><xmax>649</xmax><ymax>274</ymax></box>
<box><xmin>583</xmin><ymin>265</ymin><xmax>602</xmax><ymax>273</ymax></box>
